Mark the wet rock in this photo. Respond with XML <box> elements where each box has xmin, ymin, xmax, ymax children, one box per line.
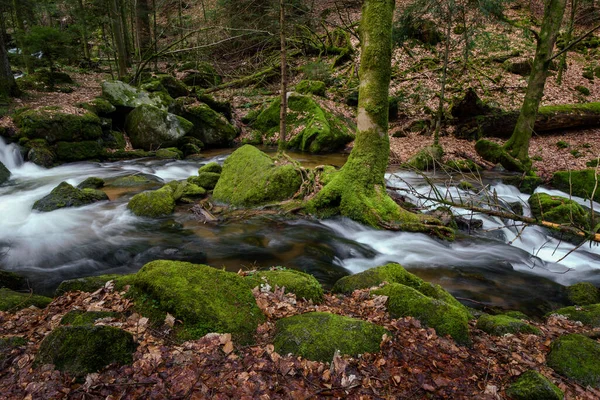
<box><xmin>0</xmin><ymin>161</ymin><xmax>9</xmax><ymax>185</ymax></box>
<box><xmin>566</xmin><ymin>282</ymin><xmax>600</xmax><ymax>305</ymax></box>
<box><xmin>14</xmin><ymin>108</ymin><xmax>102</xmax><ymax>144</ymax></box>
<box><xmin>127</xmin><ymin>185</ymin><xmax>176</xmax><ymax>218</ymax></box>
<box><xmin>125</xmin><ymin>104</ymin><xmax>193</xmax><ymax>151</ymax></box>
<box><xmin>77</xmin><ymin>177</ymin><xmax>105</xmax><ymax>190</ymax></box>
<box><xmin>173</xmin><ymin>99</ymin><xmax>237</xmax><ymax>147</ymax></box>
<box><xmin>33</xmin><ymin>182</ymin><xmax>108</xmax><ymax>212</ymax></box>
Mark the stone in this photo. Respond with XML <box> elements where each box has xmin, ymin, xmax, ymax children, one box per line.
<box><xmin>505</xmin><ymin>370</ymin><xmax>564</xmax><ymax>400</ymax></box>
<box><xmin>246</xmin><ymin>269</ymin><xmax>324</xmax><ymax>303</ymax></box>
<box><xmin>127</xmin><ymin>186</ymin><xmax>176</xmax><ymax>218</ymax></box>
<box><xmin>476</xmin><ymin>314</ymin><xmax>541</xmax><ymax>336</ymax></box>
<box><xmin>33</xmin><ymin>182</ymin><xmax>108</xmax><ymax>212</ymax></box>
<box><xmin>547</xmin><ymin>334</ymin><xmax>600</xmax><ymax>387</ymax></box>
<box><xmin>125</xmin><ymin>104</ymin><xmax>193</xmax><ymax>151</ymax></box>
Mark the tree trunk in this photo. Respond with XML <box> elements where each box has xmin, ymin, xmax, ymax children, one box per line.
<box><xmin>278</xmin><ymin>0</ymin><xmax>288</xmax><ymax>152</ymax></box>
<box><xmin>12</xmin><ymin>0</ymin><xmax>32</xmax><ymax>74</ymax></box>
<box><xmin>0</xmin><ymin>17</ymin><xmax>20</xmax><ymax>99</ymax></box>
<box><xmin>77</xmin><ymin>0</ymin><xmax>91</xmax><ymax>60</ymax></box>
<box><xmin>434</xmin><ymin>11</ymin><xmax>452</xmax><ymax>144</ymax></box>
<box><xmin>307</xmin><ymin>0</ymin><xmax>443</xmax><ymax>235</ymax></box>
<box><xmin>110</xmin><ymin>0</ymin><xmax>128</xmax><ymax>78</ymax></box>
<box><xmin>503</xmin><ymin>0</ymin><xmax>567</xmax><ymax>166</ymax></box>
<box><xmin>119</xmin><ymin>0</ymin><xmax>132</xmax><ymax>66</ymax></box>
<box><xmin>136</xmin><ymin>0</ymin><xmax>152</xmax><ymax>58</ymax></box>
<box><xmin>556</xmin><ymin>0</ymin><xmax>578</xmax><ymax>84</ymax></box>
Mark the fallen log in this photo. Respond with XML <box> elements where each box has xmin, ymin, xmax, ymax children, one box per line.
<box><xmin>453</xmin><ymin>102</ymin><xmax>600</xmax><ymax>139</ymax></box>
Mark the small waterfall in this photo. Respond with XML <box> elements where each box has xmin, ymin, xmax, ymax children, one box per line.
<box><xmin>0</xmin><ymin>136</ymin><xmax>24</xmax><ymax>171</ymax></box>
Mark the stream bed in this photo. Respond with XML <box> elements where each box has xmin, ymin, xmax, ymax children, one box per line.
<box><xmin>1</xmin><ymin>138</ymin><xmax>599</xmax><ymax>315</ymax></box>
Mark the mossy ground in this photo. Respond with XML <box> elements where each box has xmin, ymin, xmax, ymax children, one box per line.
<box><xmin>55</xmin><ymin>274</ymin><xmax>134</xmax><ymax>296</ymax></box>
<box><xmin>550</xmin><ymin>304</ymin><xmax>600</xmax><ymax>327</ymax></box>
<box><xmin>0</xmin><ymin>288</ymin><xmax>52</xmax><ymax>311</ymax></box>
<box><xmin>505</xmin><ymin>370</ymin><xmax>564</xmax><ymax>400</ymax></box>
<box><xmin>246</xmin><ymin>269</ymin><xmax>324</xmax><ymax>303</ymax></box>
<box><xmin>547</xmin><ymin>334</ymin><xmax>600</xmax><ymax>388</ymax></box>
<box><xmin>552</xmin><ymin>169</ymin><xmax>600</xmax><ymax>202</ymax></box>
<box><xmin>476</xmin><ymin>314</ymin><xmax>541</xmax><ymax>336</ymax></box>
<box><xmin>60</xmin><ymin>310</ymin><xmax>122</xmax><ymax>326</ymax></box>
<box><xmin>273</xmin><ymin>312</ymin><xmax>388</xmax><ymax>362</ymax></box>
<box><xmin>566</xmin><ymin>282</ymin><xmax>600</xmax><ymax>305</ymax></box>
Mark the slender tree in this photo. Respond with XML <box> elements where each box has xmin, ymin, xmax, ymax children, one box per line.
<box><xmin>278</xmin><ymin>0</ymin><xmax>288</xmax><ymax>151</ymax></box>
<box><xmin>110</xmin><ymin>0</ymin><xmax>128</xmax><ymax>77</ymax></box>
<box><xmin>136</xmin><ymin>0</ymin><xmax>152</xmax><ymax>58</ymax></box>
<box><xmin>0</xmin><ymin>15</ymin><xmax>20</xmax><ymax>99</ymax></box>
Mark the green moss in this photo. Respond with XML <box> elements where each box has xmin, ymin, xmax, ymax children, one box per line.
<box><xmin>181</xmin><ymin>63</ymin><xmax>222</xmax><ymax>88</ymax></box>
<box><xmin>458</xmin><ymin>181</ymin><xmax>475</xmax><ymax>191</ymax></box>
<box><xmin>127</xmin><ymin>186</ymin><xmax>175</xmax><ymax>218</ymax></box>
<box><xmin>445</xmin><ymin>159</ymin><xmax>481</xmax><ymax>172</ymax></box>
<box><xmin>547</xmin><ymin>334</ymin><xmax>600</xmax><ymax>387</ymax></box>
<box><xmin>476</xmin><ymin>314</ymin><xmax>540</xmax><ymax>336</ymax></box>
<box><xmin>131</xmin><ymin>260</ymin><xmax>265</xmax><ymax>344</ymax></box>
<box><xmin>35</xmin><ymin>325</ymin><xmax>135</xmax><ymax>376</ymax></box>
<box><xmin>273</xmin><ymin>312</ymin><xmax>387</xmax><ymax>362</ymax></box>
<box><xmin>505</xmin><ymin>370</ymin><xmax>564</xmax><ymax>400</ymax></box>
<box><xmin>295</xmin><ymin>80</ymin><xmax>327</xmax><ymax>97</ymax></box>
<box><xmin>195</xmin><ymin>172</ymin><xmax>220</xmax><ymax>190</ymax></box>
<box><xmin>0</xmin><ymin>270</ymin><xmax>26</xmax><ymax>290</ymax></box>
<box><xmin>77</xmin><ymin>177</ymin><xmax>105</xmax><ymax>190</ymax></box>
<box><xmin>14</xmin><ymin>108</ymin><xmax>103</xmax><ymax>144</ymax></box>
<box><xmin>0</xmin><ymin>288</ymin><xmax>52</xmax><ymax>311</ymax></box>
<box><xmin>405</xmin><ymin>145</ymin><xmax>444</xmax><ymax>170</ymax></box>
<box><xmin>174</xmin><ymin>101</ymin><xmax>237</xmax><ymax>147</ymax></box>
<box><xmin>567</xmin><ymin>282</ymin><xmax>600</xmax><ymax>305</ymax></box>
<box><xmin>252</xmin><ymin>94</ymin><xmax>354</xmax><ymax>153</ymax></box>
<box><xmin>475</xmin><ymin>139</ymin><xmax>527</xmax><ymax>172</ymax></box>
<box><xmin>125</xmin><ymin>104</ymin><xmax>192</xmax><ymax>151</ymax></box>
<box><xmin>79</xmin><ymin>97</ymin><xmax>117</xmax><ymax>116</ymax></box>
<box><xmin>373</xmin><ymin>283</ymin><xmax>470</xmax><ymax>344</ymax></box>
<box><xmin>575</xmin><ymin>85</ymin><xmax>591</xmax><ymax>96</ymax></box>
<box><xmin>550</xmin><ymin>304</ymin><xmax>600</xmax><ymax>327</ymax></box>
<box><xmin>504</xmin><ymin>311</ymin><xmax>530</xmax><ymax>320</ymax></box>
<box><xmin>333</xmin><ymin>263</ymin><xmax>427</xmax><ymax>294</ymax></box>
<box><xmin>156</xmin><ymin>148</ymin><xmax>183</xmax><ymax>159</ymax></box>
<box><xmin>502</xmin><ymin>172</ymin><xmax>542</xmax><ymax>194</ymax></box>
<box><xmin>55</xmin><ymin>274</ymin><xmax>133</xmax><ymax>296</ymax></box>
<box><xmin>33</xmin><ymin>182</ymin><xmax>108</xmax><ymax>212</ymax></box>
<box><xmin>60</xmin><ymin>310</ymin><xmax>122</xmax><ymax>326</ymax></box>
<box><xmin>108</xmin><ymin>175</ymin><xmax>161</xmax><ymax>188</ymax></box>
<box><xmin>101</xmin><ymin>80</ymin><xmax>167</xmax><ymax>109</ymax></box>
<box><xmin>198</xmin><ymin>162</ymin><xmax>222</xmax><ymax>174</ymax></box>
<box><xmin>552</xmin><ymin>169</ymin><xmax>600</xmax><ymax>202</ymax></box>
<box><xmin>246</xmin><ymin>269</ymin><xmax>324</xmax><ymax>303</ymax></box>
<box><xmin>556</xmin><ymin>140</ymin><xmax>569</xmax><ymax>149</ymax></box>
<box><xmin>25</xmin><ymin>140</ymin><xmax>55</xmax><ymax>167</ymax></box>
<box><xmin>528</xmin><ymin>193</ymin><xmax>590</xmax><ymax>230</ymax></box>
<box><xmin>54</xmin><ymin>141</ymin><xmax>102</xmax><ymax>162</ymax></box>
<box><xmin>213</xmin><ymin>145</ymin><xmax>302</xmax><ymax>207</ymax></box>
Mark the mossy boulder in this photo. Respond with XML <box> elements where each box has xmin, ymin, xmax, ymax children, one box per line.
<box><xmin>476</xmin><ymin>314</ymin><xmax>540</xmax><ymax>336</ymax></box>
<box><xmin>14</xmin><ymin>108</ymin><xmax>103</xmax><ymax>144</ymax></box>
<box><xmin>79</xmin><ymin>97</ymin><xmax>117</xmax><ymax>116</ymax></box>
<box><xmin>196</xmin><ymin>92</ymin><xmax>233</xmax><ymax>120</ymax></box>
<box><xmin>181</xmin><ymin>63</ymin><xmax>222</xmax><ymax>88</ymax></box>
<box><xmin>373</xmin><ymin>283</ymin><xmax>470</xmax><ymax>344</ymax></box>
<box><xmin>567</xmin><ymin>282</ymin><xmax>600</xmax><ymax>305</ymax></box>
<box><xmin>475</xmin><ymin>139</ymin><xmax>527</xmax><ymax>172</ymax></box>
<box><xmin>132</xmin><ymin>260</ymin><xmax>265</xmax><ymax>344</ymax></box>
<box><xmin>127</xmin><ymin>186</ymin><xmax>176</xmax><ymax>218</ymax></box>
<box><xmin>502</xmin><ymin>173</ymin><xmax>542</xmax><ymax>194</ymax></box>
<box><xmin>101</xmin><ymin>80</ymin><xmax>169</xmax><ymax>110</ymax></box>
<box><xmin>547</xmin><ymin>334</ymin><xmax>600</xmax><ymax>387</ymax></box>
<box><xmin>505</xmin><ymin>370</ymin><xmax>564</xmax><ymax>400</ymax></box>
<box><xmin>54</xmin><ymin>141</ymin><xmax>103</xmax><ymax>162</ymax></box>
<box><xmin>445</xmin><ymin>159</ymin><xmax>481</xmax><ymax>172</ymax></box>
<box><xmin>296</xmin><ymin>80</ymin><xmax>326</xmax><ymax>97</ymax></box>
<box><xmin>26</xmin><ymin>139</ymin><xmax>55</xmax><ymax>167</ymax></box>
<box><xmin>55</xmin><ymin>274</ymin><xmax>133</xmax><ymax>296</ymax></box>
<box><xmin>212</xmin><ymin>145</ymin><xmax>302</xmax><ymax>207</ymax></box>
<box><xmin>195</xmin><ymin>172</ymin><xmax>220</xmax><ymax>190</ymax></box>
<box><xmin>552</xmin><ymin>169</ymin><xmax>600</xmax><ymax>202</ymax></box>
<box><xmin>166</xmin><ymin>180</ymin><xmax>207</xmax><ymax>202</ymax></box>
<box><xmin>174</xmin><ymin>100</ymin><xmax>237</xmax><ymax>147</ymax></box>
<box><xmin>108</xmin><ymin>174</ymin><xmax>162</xmax><ymax>188</ymax></box>
<box><xmin>156</xmin><ymin>148</ymin><xmax>183</xmax><ymax>160</ymax></box>
<box><xmin>198</xmin><ymin>162</ymin><xmax>222</xmax><ymax>174</ymax></box>
<box><xmin>251</xmin><ymin>93</ymin><xmax>354</xmax><ymax>153</ymax></box>
<box><xmin>155</xmin><ymin>74</ymin><xmax>189</xmax><ymax>98</ymax></box>
<box><xmin>528</xmin><ymin>193</ymin><xmax>589</xmax><ymax>230</ymax></box>
<box><xmin>273</xmin><ymin>312</ymin><xmax>387</xmax><ymax>362</ymax></box>
<box><xmin>405</xmin><ymin>145</ymin><xmax>444</xmax><ymax>170</ymax></box>
<box><xmin>77</xmin><ymin>177</ymin><xmax>105</xmax><ymax>190</ymax></box>
<box><xmin>0</xmin><ymin>270</ymin><xmax>26</xmax><ymax>290</ymax></box>
<box><xmin>502</xmin><ymin>58</ymin><xmax>533</xmax><ymax>76</ymax></box>
<box><xmin>60</xmin><ymin>310</ymin><xmax>122</xmax><ymax>326</ymax></box>
<box><xmin>36</xmin><ymin>325</ymin><xmax>135</xmax><ymax>376</ymax></box>
<box><xmin>33</xmin><ymin>182</ymin><xmax>108</xmax><ymax>212</ymax></box>
<box><xmin>0</xmin><ymin>288</ymin><xmax>52</xmax><ymax>311</ymax></box>
<box><xmin>0</xmin><ymin>161</ymin><xmax>9</xmax><ymax>185</ymax></box>
<box><xmin>550</xmin><ymin>304</ymin><xmax>600</xmax><ymax>327</ymax></box>
<box><xmin>125</xmin><ymin>104</ymin><xmax>193</xmax><ymax>151</ymax></box>
<box><xmin>246</xmin><ymin>269</ymin><xmax>324</xmax><ymax>303</ymax></box>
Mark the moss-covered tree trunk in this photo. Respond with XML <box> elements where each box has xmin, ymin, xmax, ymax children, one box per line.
<box><xmin>307</xmin><ymin>0</ymin><xmax>441</xmax><ymax>234</ymax></box>
<box><xmin>503</xmin><ymin>0</ymin><xmax>566</xmax><ymax>167</ymax></box>
<box><xmin>0</xmin><ymin>16</ymin><xmax>19</xmax><ymax>99</ymax></box>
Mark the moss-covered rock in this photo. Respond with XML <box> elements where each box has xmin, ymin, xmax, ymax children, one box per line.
<box><xmin>502</xmin><ymin>173</ymin><xmax>542</xmax><ymax>194</ymax></box>
<box><xmin>505</xmin><ymin>370</ymin><xmax>564</xmax><ymax>400</ymax></box>
<box><xmin>0</xmin><ymin>270</ymin><xmax>26</xmax><ymax>290</ymax></box>
<box><xmin>77</xmin><ymin>177</ymin><xmax>105</xmax><ymax>190</ymax></box>
<box><xmin>0</xmin><ymin>336</ymin><xmax>27</xmax><ymax>364</ymax></box>
<box><xmin>445</xmin><ymin>159</ymin><xmax>481</xmax><ymax>172</ymax></box>
<box><xmin>550</xmin><ymin>304</ymin><xmax>600</xmax><ymax>327</ymax></box>
<box><xmin>33</xmin><ymin>182</ymin><xmax>108</xmax><ymax>212</ymax></box>
<box><xmin>251</xmin><ymin>93</ymin><xmax>354</xmax><ymax>153</ymax></box>
<box><xmin>36</xmin><ymin>325</ymin><xmax>135</xmax><ymax>376</ymax></box>
<box><xmin>26</xmin><ymin>139</ymin><xmax>55</xmax><ymax>167</ymax></box>
<box><xmin>547</xmin><ymin>334</ymin><xmax>600</xmax><ymax>387</ymax></box>
<box><xmin>212</xmin><ymin>145</ymin><xmax>302</xmax><ymax>207</ymax></box>
<box><xmin>108</xmin><ymin>174</ymin><xmax>162</xmax><ymax>188</ymax></box>
<box><xmin>101</xmin><ymin>80</ymin><xmax>169</xmax><ymax>110</ymax></box>
<box><xmin>60</xmin><ymin>310</ymin><xmax>122</xmax><ymax>326</ymax></box>
<box><xmin>102</xmin><ymin>130</ymin><xmax>126</xmax><ymax>150</ymax></box>
<box><xmin>552</xmin><ymin>169</ymin><xmax>600</xmax><ymax>202</ymax></box>
<box><xmin>0</xmin><ymin>288</ymin><xmax>52</xmax><ymax>311</ymax></box>
<box><xmin>504</xmin><ymin>311</ymin><xmax>530</xmax><ymax>320</ymax></box>
<box><xmin>405</xmin><ymin>145</ymin><xmax>444</xmax><ymax>170</ymax></box>
<box><xmin>181</xmin><ymin>63</ymin><xmax>222</xmax><ymax>88</ymax></box>
<box><xmin>528</xmin><ymin>193</ymin><xmax>589</xmax><ymax>230</ymax></box>
<box><xmin>296</xmin><ymin>80</ymin><xmax>326</xmax><ymax>97</ymax></box>
<box><xmin>246</xmin><ymin>269</ymin><xmax>324</xmax><ymax>303</ymax></box>
<box><xmin>567</xmin><ymin>282</ymin><xmax>600</xmax><ymax>305</ymax></box>
<box><xmin>476</xmin><ymin>314</ymin><xmax>540</xmax><ymax>336</ymax></box>
<box><xmin>503</xmin><ymin>58</ymin><xmax>533</xmax><ymax>76</ymax></box>
<box><xmin>79</xmin><ymin>97</ymin><xmax>117</xmax><ymax>116</ymax></box>
<box><xmin>195</xmin><ymin>172</ymin><xmax>220</xmax><ymax>190</ymax></box>
<box><xmin>55</xmin><ymin>274</ymin><xmax>133</xmax><ymax>296</ymax></box>
<box><xmin>54</xmin><ymin>140</ymin><xmax>103</xmax><ymax>162</ymax></box>
<box><xmin>198</xmin><ymin>162</ymin><xmax>222</xmax><ymax>174</ymax></box>
<box><xmin>155</xmin><ymin>74</ymin><xmax>189</xmax><ymax>98</ymax></box>
<box><xmin>475</xmin><ymin>139</ymin><xmax>527</xmax><ymax>172</ymax></box>
<box><xmin>373</xmin><ymin>283</ymin><xmax>470</xmax><ymax>344</ymax></box>
<box><xmin>156</xmin><ymin>148</ymin><xmax>183</xmax><ymax>159</ymax></box>
<box><xmin>174</xmin><ymin>100</ymin><xmax>237</xmax><ymax>147</ymax></box>
<box><xmin>14</xmin><ymin>108</ymin><xmax>103</xmax><ymax>144</ymax></box>
<box><xmin>127</xmin><ymin>186</ymin><xmax>176</xmax><ymax>218</ymax></box>
<box><xmin>273</xmin><ymin>312</ymin><xmax>387</xmax><ymax>362</ymax></box>
<box><xmin>132</xmin><ymin>260</ymin><xmax>265</xmax><ymax>344</ymax></box>
<box><xmin>0</xmin><ymin>161</ymin><xmax>9</xmax><ymax>185</ymax></box>
<box><xmin>125</xmin><ymin>104</ymin><xmax>193</xmax><ymax>151</ymax></box>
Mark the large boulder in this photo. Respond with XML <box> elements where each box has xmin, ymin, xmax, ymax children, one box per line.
<box><xmin>14</xmin><ymin>108</ymin><xmax>102</xmax><ymax>144</ymax></box>
<box><xmin>547</xmin><ymin>334</ymin><xmax>600</xmax><ymax>387</ymax></box>
<box><xmin>25</xmin><ymin>139</ymin><xmax>55</xmax><ymax>167</ymax></box>
<box><xmin>127</xmin><ymin>185</ymin><xmax>176</xmax><ymax>218</ymax></box>
<box><xmin>174</xmin><ymin>99</ymin><xmax>237</xmax><ymax>147</ymax></box>
<box><xmin>33</xmin><ymin>182</ymin><xmax>108</xmax><ymax>212</ymax></box>
<box><xmin>36</xmin><ymin>325</ymin><xmax>136</xmax><ymax>376</ymax></box>
<box><xmin>132</xmin><ymin>260</ymin><xmax>265</xmax><ymax>344</ymax></box>
<box><xmin>0</xmin><ymin>161</ymin><xmax>9</xmax><ymax>185</ymax></box>
<box><xmin>251</xmin><ymin>93</ymin><xmax>354</xmax><ymax>153</ymax></box>
<box><xmin>125</xmin><ymin>104</ymin><xmax>193</xmax><ymax>151</ymax></box>
<box><xmin>552</xmin><ymin>169</ymin><xmax>600</xmax><ymax>202</ymax></box>
<box><xmin>101</xmin><ymin>80</ymin><xmax>170</xmax><ymax>110</ymax></box>
<box><xmin>246</xmin><ymin>269</ymin><xmax>324</xmax><ymax>303</ymax></box>
<box><xmin>505</xmin><ymin>370</ymin><xmax>564</xmax><ymax>400</ymax></box>
<box><xmin>0</xmin><ymin>288</ymin><xmax>52</xmax><ymax>311</ymax></box>
<box><xmin>273</xmin><ymin>312</ymin><xmax>387</xmax><ymax>362</ymax></box>
<box><xmin>213</xmin><ymin>145</ymin><xmax>302</xmax><ymax>207</ymax></box>
<box><xmin>54</xmin><ymin>141</ymin><xmax>103</xmax><ymax>162</ymax></box>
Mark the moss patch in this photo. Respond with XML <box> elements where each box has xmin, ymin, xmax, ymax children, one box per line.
<box><xmin>174</xmin><ymin>100</ymin><xmax>237</xmax><ymax>147</ymax></box>
<box><xmin>198</xmin><ymin>162</ymin><xmax>222</xmax><ymax>174</ymax></box>
<box><xmin>60</xmin><ymin>310</ymin><xmax>122</xmax><ymax>326</ymax></box>
<box><xmin>77</xmin><ymin>177</ymin><xmax>105</xmax><ymax>190</ymax></box>
<box><xmin>547</xmin><ymin>334</ymin><xmax>600</xmax><ymax>387</ymax></box>
<box><xmin>246</xmin><ymin>269</ymin><xmax>324</xmax><ymax>303</ymax></box>
<box><xmin>195</xmin><ymin>172</ymin><xmax>220</xmax><ymax>190</ymax></box>
<box><xmin>552</xmin><ymin>169</ymin><xmax>600</xmax><ymax>202</ymax></box>
<box><xmin>14</xmin><ymin>108</ymin><xmax>102</xmax><ymax>144</ymax></box>
<box><xmin>567</xmin><ymin>282</ymin><xmax>600</xmax><ymax>305</ymax></box>
<box><xmin>101</xmin><ymin>80</ymin><xmax>168</xmax><ymax>110</ymax></box>
<box><xmin>127</xmin><ymin>186</ymin><xmax>176</xmax><ymax>218</ymax></box>
<box><xmin>475</xmin><ymin>139</ymin><xmax>527</xmax><ymax>172</ymax></box>
<box><xmin>476</xmin><ymin>314</ymin><xmax>541</xmax><ymax>336</ymax></box>
<box><xmin>132</xmin><ymin>260</ymin><xmax>265</xmax><ymax>344</ymax></box>
<box><xmin>33</xmin><ymin>182</ymin><xmax>108</xmax><ymax>212</ymax></box>
<box><xmin>0</xmin><ymin>288</ymin><xmax>52</xmax><ymax>311</ymax></box>
<box><xmin>273</xmin><ymin>312</ymin><xmax>387</xmax><ymax>362</ymax></box>
<box><xmin>212</xmin><ymin>145</ymin><xmax>302</xmax><ymax>207</ymax></box>
<box><xmin>528</xmin><ymin>193</ymin><xmax>590</xmax><ymax>230</ymax></box>
<box><xmin>0</xmin><ymin>270</ymin><xmax>26</xmax><ymax>290</ymax></box>
<box><xmin>296</xmin><ymin>80</ymin><xmax>326</xmax><ymax>97</ymax></box>
<box><xmin>405</xmin><ymin>145</ymin><xmax>444</xmax><ymax>170</ymax></box>
<box><xmin>108</xmin><ymin>175</ymin><xmax>161</xmax><ymax>188</ymax></box>
<box><xmin>36</xmin><ymin>325</ymin><xmax>135</xmax><ymax>377</ymax></box>
<box><xmin>125</xmin><ymin>104</ymin><xmax>192</xmax><ymax>151</ymax></box>
<box><xmin>54</xmin><ymin>141</ymin><xmax>102</xmax><ymax>162</ymax></box>
<box><xmin>505</xmin><ymin>370</ymin><xmax>564</xmax><ymax>400</ymax></box>
<box><xmin>550</xmin><ymin>304</ymin><xmax>600</xmax><ymax>327</ymax></box>
<box><xmin>55</xmin><ymin>274</ymin><xmax>133</xmax><ymax>296</ymax></box>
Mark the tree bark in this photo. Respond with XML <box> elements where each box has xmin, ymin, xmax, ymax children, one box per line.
<box><xmin>77</xmin><ymin>0</ymin><xmax>91</xmax><ymax>60</ymax></box>
<box><xmin>0</xmin><ymin>16</ymin><xmax>20</xmax><ymax>99</ymax></box>
<box><xmin>110</xmin><ymin>0</ymin><xmax>128</xmax><ymax>78</ymax></box>
<box><xmin>12</xmin><ymin>0</ymin><xmax>32</xmax><ymax>74</ymax></box>
<box><xmin>503</xmin><ymin>0</ymin><xmax>567</xmax><ymax>166</ymax></box>
<box><xmin>278</xmin><ymin>0</ymin><xmax>288</xmax><ymax>152</ymax></box>
<box><xmin>136</xmin><ymin>0</ymin><xmax>152</xmax><ymax>58</ymax></box>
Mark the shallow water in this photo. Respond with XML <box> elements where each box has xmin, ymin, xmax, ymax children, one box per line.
<box><xmin>1</xmin><ymin>140</ymin><xmax>599</xmax><ymax>314</ymax></box>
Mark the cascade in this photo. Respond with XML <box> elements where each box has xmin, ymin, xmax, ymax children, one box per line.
<box><xmin>0</xmin><ymin>136</ymin><xmax>24</xmax><ymax>171</ymax></box>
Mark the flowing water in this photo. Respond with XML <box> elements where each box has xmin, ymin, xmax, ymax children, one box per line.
<box><xmin>1</xmin><ymin>138</ymin><xmax>599</xmax><ymax>314</ymax></box>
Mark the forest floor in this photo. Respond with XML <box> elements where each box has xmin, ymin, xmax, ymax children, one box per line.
<box><xmin>1</xmin><ymin>282</ymin><xmax>600</xmax><ymax>399</ymax></box>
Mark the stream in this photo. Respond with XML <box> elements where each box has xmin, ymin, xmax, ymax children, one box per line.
<box><xmin>1</xmin><ymin>137</ymin><xmax>599</xmax><ymax>315</ymax></box>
